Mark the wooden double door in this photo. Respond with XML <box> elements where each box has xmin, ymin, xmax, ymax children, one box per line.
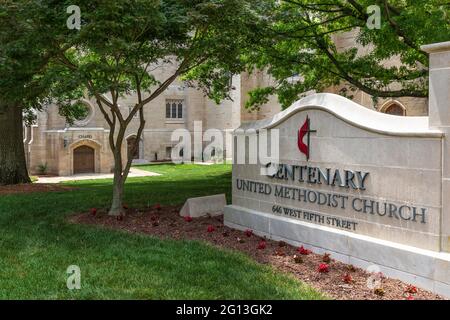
<box><xmin>73</xmin><ymin>146</ymin><xmax>95</xmax><ymax>174</ymax></box>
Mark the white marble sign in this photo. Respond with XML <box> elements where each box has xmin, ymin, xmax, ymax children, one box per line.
<box><xmin>224</xmin><ymin>41</ymin><xmax>450</xmax><ymax>297</ymax></box>
<box><xmin>229</xmin><ymin>94</ymin><xmax>442</xmax><ymax>249</ymax></box>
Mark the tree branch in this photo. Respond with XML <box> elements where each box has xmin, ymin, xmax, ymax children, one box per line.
<box><xmin>381</xmin><ymin>0</ymin><xmax>427</xmax><ymax>56</ymax></box>
<box><xmin>315</xmin><ymin>37</ymin><xmax>427</xmax><ymax>97</ymax></box>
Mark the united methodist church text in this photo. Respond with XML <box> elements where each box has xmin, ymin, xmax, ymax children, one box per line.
<box><xmin>235</xmin><ymin>163</ymin><xmax>427</xmax><ymax>232</ymax></box>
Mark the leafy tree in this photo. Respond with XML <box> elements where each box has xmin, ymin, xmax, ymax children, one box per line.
<box><xmin>0</xmin><ymin>1</ymin><xmax>55</xmax><ymax>185</ymax></box>
<box><xmin>42</xmin><ymin>0</ymin><xmax>262</xmax><ymax>215</ymax></box>
<box><xmin>0</xmin><ymin>0</ymin><xmax>77</xmax><ymax>185</ymax></box>
<box><xmin>244</xmin><ymin>0</ymin><xmax>450</xmax><ymax>109</ymax></box>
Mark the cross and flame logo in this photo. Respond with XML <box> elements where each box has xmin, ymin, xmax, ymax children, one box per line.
<box><xmin>298</xmin><ymin>116</ymin><xmax>316</xmax><ymax>161</ymax></box>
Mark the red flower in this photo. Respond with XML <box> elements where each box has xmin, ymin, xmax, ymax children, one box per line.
<box><xmin>184</xmin><ymin>216</ymin><xmax>193</xmax><ymax>222</ymax></box>
<box><xmin>245</xmin><ymin>229</ymin><xmax>253</xmax><ymax>237</ymax></box>
<box><xmin>90</xmin><ymin>208</ymin><xmax>97</xmax><ymax>216</ymax></box>
<box><xmin>318</xmin><ymin>263</ymin><xmax>329</xmax><ymax>273</ymax></box>
<box><xmin>154</xmin><ymin>203</ymin><xmax>162</xmax><ymax>211</ymax></box>
<box><xmin>343</xmin><ymin>273</ymin><xmax>353</xmax><ymax>284</ymax></box>
<box><xmin>207</xmin><ymin>225</ymin><xmax>215</xmax><ymax>233</ymax></box>
<box><xmin>257</xmin><ymin>240</ymin><xmax>266</xmax><ymax>250</ymax></box>
<box><xmin>297</xmin><ymin>246</ymin><xmax>311</xmax><ymax>255</ymax></box>
<box><xmin>405</xmin><ymin>285</ymin><xmax>418</xmax><ymax>294</ymax></box>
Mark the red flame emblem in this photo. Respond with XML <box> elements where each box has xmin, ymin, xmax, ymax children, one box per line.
<box><xmin>298</xmin><ymin>116</ymin><xmax>315</xmax><ymax>160</ymax></box>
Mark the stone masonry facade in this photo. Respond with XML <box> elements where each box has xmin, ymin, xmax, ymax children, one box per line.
<box><xmin>24</xmin><ymin>34</ymin><xmax>428</xmax><ymax>176</ymax></box>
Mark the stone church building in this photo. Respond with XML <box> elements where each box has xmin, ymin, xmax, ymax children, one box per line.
<box><xmin>24</xmin><ymin>33</ymin><xmax>428</xmax><ymax>176</ymax></box>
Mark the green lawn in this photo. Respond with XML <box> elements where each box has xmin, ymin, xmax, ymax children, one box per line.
<box><xmin>0</xmin><ymin>164</ymin><xmax>325</xmax><ymax>299</ymax></box>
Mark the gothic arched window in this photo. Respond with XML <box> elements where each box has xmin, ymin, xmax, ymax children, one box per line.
<box><xmin>381</xmin><ymin>101</ymin><xmax>406</xmax><ymax>116</ymax></box>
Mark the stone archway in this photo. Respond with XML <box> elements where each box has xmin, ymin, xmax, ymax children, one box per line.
<box><xmin>68</xmin><ymin>139</ymin><xmax>102</xmax><ymax>175</ymax></box>
<box><xmin>73</xmin><ymin>145</ymin><xmax>95</xmax><ymax>174</ymax></box>
<box><xmin>380</xmin><ymin>101</ymin><xmax>407</xmax><ymax>116</ymax></box>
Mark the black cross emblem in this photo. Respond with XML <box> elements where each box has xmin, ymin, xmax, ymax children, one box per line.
<box><xmin>305</xmin><ymin>118</ymin><xmax>317</xmax><ymax>161</ymax></box>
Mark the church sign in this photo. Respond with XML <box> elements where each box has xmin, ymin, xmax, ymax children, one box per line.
<box><xmin>224</xmin><ymin>52</ymin><xmax>450</xmax><ymax>299</ymax></box>
<box><xmin>227</xmin><ymin>94</ymin><xmax>442</xmax><ymax>249</ymax></box>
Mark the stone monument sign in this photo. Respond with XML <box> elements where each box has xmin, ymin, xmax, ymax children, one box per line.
<box><xmin>224</xmin><ymin>41</ymin><xmax>450</xmax><ymax>297</ymax></box>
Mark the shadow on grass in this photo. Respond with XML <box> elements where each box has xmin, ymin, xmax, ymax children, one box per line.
<box><xmin>0</xmin><ymin>165</ymin><xmax>324</xmax><ymax>299</ymax></box>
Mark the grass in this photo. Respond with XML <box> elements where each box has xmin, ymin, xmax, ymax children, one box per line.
<box><xmin>0</xmin><ymin>164</ymin><xmax>325</xmax><ymax>299</ymax></box>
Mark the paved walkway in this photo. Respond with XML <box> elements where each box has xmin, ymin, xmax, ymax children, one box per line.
<box><xmin>36</xmin><ymin>167</ymin><xmax>161</xmax><ymax>184</ymax></box>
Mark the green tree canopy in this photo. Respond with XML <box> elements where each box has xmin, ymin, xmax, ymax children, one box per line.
<box><xmin>0</xmin><ymin>0</ymin><xmax>72</xmax><ymax>185</ymax></box>
<box><xmin>35</xmin><ymin>0</ymin><xmax>264</xmax><ymax>214</ymax></box>
<box><xmin>244</xmin><ymin>0</ymin><xmax>450</xmax><ymax>109</ymax></box>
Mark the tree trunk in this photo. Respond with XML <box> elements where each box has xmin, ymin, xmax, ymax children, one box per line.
<box><xmin>108</xmin><ymin>150</ymin><xmax>125</xmax><ymax>216</ymax></box>
<box><xmin>0</xmin><ymin>102</ymin><xmax>31</xmax><ymax>185</ymax></box>
<box><xmin>109</xmin><ymin>173</ymin><xmax>124</xmax><ymax>216</ymax></box>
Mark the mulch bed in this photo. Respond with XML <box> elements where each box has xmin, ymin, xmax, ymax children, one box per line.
<box><xmin>0</xmin><ymin>183</ymin><xmax>76</xmax><ymax>195</ymax></box>
<box><xmin>71</xmin><ymin>205</ymin><xmax>444</xmax><ymax>300</ymax></box>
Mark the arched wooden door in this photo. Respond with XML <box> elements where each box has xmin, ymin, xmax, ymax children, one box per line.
<box><xmin>73</xmin><ymin>146</ymin><xmax>95</xmax><ymax>174</ymax></box>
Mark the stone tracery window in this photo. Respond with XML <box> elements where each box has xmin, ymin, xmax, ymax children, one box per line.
<box><xmin>73</xmin><ymin>100</ymin><xmax>95</xmax><ymax>126</ymax></box>
<box><xmin>165</xmin><ymin>99</ymin><xmax>184</xmax><ymax>119</ymax></box>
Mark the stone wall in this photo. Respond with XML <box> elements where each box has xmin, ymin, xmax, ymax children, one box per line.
<box><xmin>27</xmin><ymin>62</ymin><xmax>243</xmax><ymax>174</ymax></box>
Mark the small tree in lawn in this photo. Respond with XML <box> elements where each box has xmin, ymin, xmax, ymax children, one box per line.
<box><xmin>48</xmin><ymin>0</ymin><xmax>264</xmax><ymax>216</ymax></box>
